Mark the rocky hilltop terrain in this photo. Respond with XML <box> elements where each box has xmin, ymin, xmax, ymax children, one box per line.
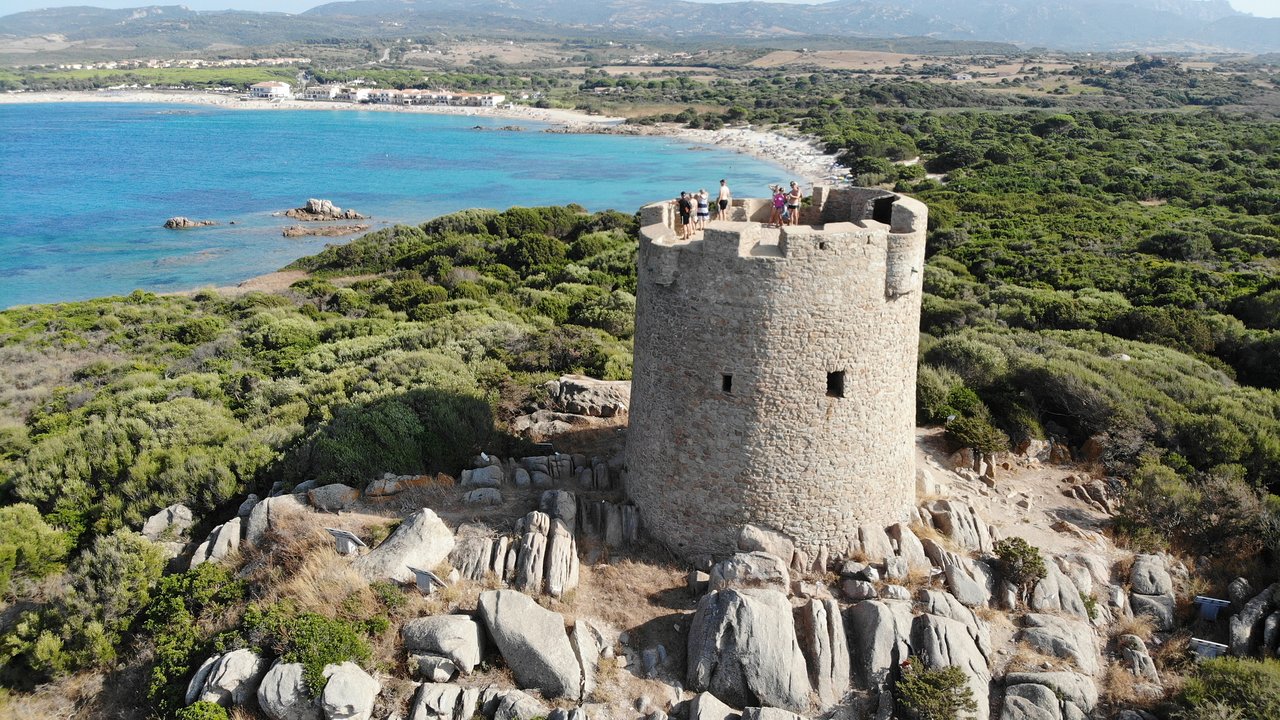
<box><xmin>131</xmin><ymin>374</ymin><xmax>1254</xmax><ymax>720</ymax></box>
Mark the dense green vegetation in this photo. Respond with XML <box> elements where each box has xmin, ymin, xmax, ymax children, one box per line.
<box><xmin>0</xmin><ymin>206</ymin><xmax>638</xmax><ymax>692</ymax></box>
<box><xmin>1</xmin><ymin>49</ymin><xmax>1279</xmax><ymax>713</ymax></box>
<box><xmin>789</xmin><ymin>106</ymin><xmax>1280</xmax><ymax>558</ymax></box>
<box><xmin>1179</xmin><ymin>657</ymin><xmax>1280</xmax><ymax>719</ymax></box>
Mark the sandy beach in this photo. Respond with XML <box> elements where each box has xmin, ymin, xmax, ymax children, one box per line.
<box><xmin>0</xmin><ymin>89</ymin><xmax>845</xmax><ymax>184</ymax></box>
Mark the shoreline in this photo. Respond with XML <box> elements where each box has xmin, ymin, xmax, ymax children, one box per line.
<box><xmin>0</xmin><ymin>89</ymin><xmax>845</xmax><ymax>184</ymax></box>
<box><xmin>4</xmin><ymin>89</ymin><xmax>849</xmax><ymax>303</ymax></box>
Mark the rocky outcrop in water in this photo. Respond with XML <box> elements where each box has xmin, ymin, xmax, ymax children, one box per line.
<box><xmin>164</xmin><ymin>216</ymin><xmax>217</xmax><ymax>229</ymax></box>
<box><xmin>285</xmin><ymin>198</ymin><xmax>367</xmax><ymax>221</ymax></box>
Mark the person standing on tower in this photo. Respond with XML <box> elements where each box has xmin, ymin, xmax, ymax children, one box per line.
<box><xmin>674</xmin><ymin>191</ymin><xmax>694</xmax><ymax>240</ymax></box>
<box><xmin>716</xmin><ymin>179</ymin><xmax>731</xmax><ymax>221</ymax></box>
<box><xmin>787</xmin><ymin>181</ymin><xmax>803</xmax><ymax>225</ymax></box>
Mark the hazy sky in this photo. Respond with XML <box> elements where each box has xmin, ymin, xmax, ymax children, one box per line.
<box><xmin>2</xmin><ymin>0</ymin><xmax>1278</xmax><ymax>19</ymax></box>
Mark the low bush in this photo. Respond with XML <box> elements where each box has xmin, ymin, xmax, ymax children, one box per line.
<box><xmin>895</xmin><ymin>656</ymin><xmax>979</xmax><ymax>720</ymax></box>
<box><xmin>142</xmin><ymin>563</ymin><xmax>247</xmax><ymax>717</ymax></box>
<box><xmin>175</xmin><ymin>701</ymin><xmax>229</xmax><ymax>720</ymax></box>
<box><xmin>1180</xmin><ymin>657</ymin><xmax>1280</xmax><ymax>719</ymax></box>
<box><xmin>0</xmin><ymin>503</ymin><xmax>70</xmax><ymax>597</ymax></box>
<box><xmin>243</xmin><ymin>605</ymin><xmax>372</xmax><ymax>696</ymax></box>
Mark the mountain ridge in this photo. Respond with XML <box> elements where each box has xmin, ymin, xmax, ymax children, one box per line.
<box><xmin>1</xmin><ymin>0</ymin><xmax>1276</xmax><ymax>52</ymax></box>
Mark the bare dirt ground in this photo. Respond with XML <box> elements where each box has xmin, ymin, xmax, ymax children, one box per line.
<box><xmin>403</xmin><ymin>41</ymin><xmax>569</xmax><ymax>67</ymax></box>
<box><xmin>915</xmin><ymin>426</ymin><xmax>1121</xmax><ymax>564</ymax></box>
<box><xmin>748</xmin><ymin>49</ymin><xmax>920</xmax><ymax>70</ymax></box>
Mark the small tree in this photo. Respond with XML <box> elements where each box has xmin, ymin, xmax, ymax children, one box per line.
<box><xmin>994</xmin><ymin>537</ymin><xmax>1048</xmax><ymax>604</ymax></box>
<box><xmin>896</xmin><ymin>656</ymin><xmax>978</xmax><ymax>720</ymax></box>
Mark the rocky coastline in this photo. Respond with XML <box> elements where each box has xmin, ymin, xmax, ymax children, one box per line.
<box><xmin>282</xmin><ymin>224</ymin><xmax>370</xmax><ymax>238</ymax></box>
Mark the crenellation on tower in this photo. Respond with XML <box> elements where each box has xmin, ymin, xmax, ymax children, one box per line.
<box><xmin>625</xmin><ymin>185</ymin><xmax>928</xmax><ymax>558</ymax></box>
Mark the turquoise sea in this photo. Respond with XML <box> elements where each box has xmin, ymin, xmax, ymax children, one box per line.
<box><xmin>0</xmin><ymin>102</ymin><xmax>788</xmax><ymax>307</ymax></box>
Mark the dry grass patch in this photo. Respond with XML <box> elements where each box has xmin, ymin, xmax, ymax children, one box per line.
<box><xmin>0</xmin><ymin>672</ymin><xmax>106</xmax><ymax>720</ymax></box>
<box><xmin>1152</xmin><ymin>631</ymin><xmax>1196</xmax><ymax>678</ymax></box>
<box><xmin>1099</xmin><ymin>660</ymin><xmax>1166</xmax><ymax>711</ymax></box>
<box><xmin>572</xmin><ymin>553</ymin><xmax>691</xmax><ymax>630</ymax></box>
<box><xmin>1004</xmin><ymin>640</ymin><xmax>1069</xmax><ymax>674</ymax></box>
<box><xmin>902</xmin><ymin>567</ymin><xmax>940</xmax><ymax>595</ymax></box>
<box><xmin>910</xmin><ymin>520</ymin><xmax>965</xmax><ymax>555</ymax></box>
<box><xmin>250</xmin><ymin>514</ymin><xmax>372</xmax><ymax>616</ymax></box>
<box><xmin>361</xmin><ymin>473</ymin><xmax>460</xmax><ymax>518</ymax></box>
<box><xmin>1112</xmin><ymin>553</ymin><xmax>1136</xmax><ymax>584</ymax></box>
<box><xmin>1109</xmin><ymin>613</ymin><xmax>1156</xmax><ymax>643</ymax></box>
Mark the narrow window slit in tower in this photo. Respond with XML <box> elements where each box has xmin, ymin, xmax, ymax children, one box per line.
<box><xmin>722</xmin><ymin>374</ymin><xmax>734</xmax><ymax>393</ymax></box>
<box><xmin>827</xmin><ymin>371</ymin><xmax>846</xmax><ymax>398</ymax></box>
<box><xmin>819</xmin><ymin>241</ymin><xmax>829</xmax><ymax>250</ymax></box>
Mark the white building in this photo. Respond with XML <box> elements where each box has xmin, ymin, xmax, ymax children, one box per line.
<box><xmin>368</xmin><ymin>89</ymin><xmax>402</xmax><ymax>104</ymax></box>
<box><xmin>299</xmin><ymin>85</ymin><xmax>340</xmax><ymax>100</ymax></box>
<box><xmin>249</xmin><ymin>81</ymin><xmax>292</xmax><ymax>99</ymax></box>
<box><xmin>337</xmin><ymin>88</ymin><xmax>371</xmax><ymax>103</ymax></box>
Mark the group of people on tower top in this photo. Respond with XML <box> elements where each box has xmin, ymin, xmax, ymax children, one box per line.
<box><xmin>673</xmin><ymin>179</ymin><xmax>803</xmax><ymax>239</ymax></box>
<box><xmin>673</xmin><ymin>180</ymin><xmax>732</xmax><ymax>240</ymax></box>
<box><xmin>770</xmin><ymin>181</ymin><xmax>803</xmax><ymax>227</ymax></box>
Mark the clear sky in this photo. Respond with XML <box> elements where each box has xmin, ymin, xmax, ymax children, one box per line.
<box><xmin>2</xmin><ymin>0</ymin><xmax>1278</xmax><ymax>18</ymax></box>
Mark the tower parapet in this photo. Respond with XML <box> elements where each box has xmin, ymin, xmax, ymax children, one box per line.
<box><xmin>625</xmin><ymin>186</ymin><xmax>928</xmax><ymax>558</ymax></box>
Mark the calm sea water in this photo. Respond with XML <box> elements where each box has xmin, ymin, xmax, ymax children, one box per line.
<box><xmin>0</xmin><ymin>102</ymin><xmax>788</xmax><ymax>307</ymax></box>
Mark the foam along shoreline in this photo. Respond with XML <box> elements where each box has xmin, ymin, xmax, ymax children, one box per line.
<box><xmin>0</xmin><ymin>90</ymin><xmax>845</xmax><ymax>184</ymax></box>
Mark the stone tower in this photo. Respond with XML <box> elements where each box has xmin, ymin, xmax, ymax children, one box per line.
<box><xmin>625</xmin><ymin>186</ymin><xmax>928</xmax><ymax>558</ymax></box>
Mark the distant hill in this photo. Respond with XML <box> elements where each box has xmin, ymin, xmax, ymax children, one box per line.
<box><xmin>1</xmin><ymin>0</ymin><xmax>1277</xmax><ymax>53</ymax></box>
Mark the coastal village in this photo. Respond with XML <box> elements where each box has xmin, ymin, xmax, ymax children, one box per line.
<box><xmin>249</xmin><ymin>80</ymin><xmax>506</xmax><ymax>107</ymax></box>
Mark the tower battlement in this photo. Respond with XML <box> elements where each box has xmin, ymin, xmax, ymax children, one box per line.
<box><xmin>625</xmin><ymin>186</ymin><xmax>928</xmax><ymax>558</ymax></box>
<box><xmin>638</xmin><ymin>187</ymin><xmax>926</xmax><ymax>296</ymax></box>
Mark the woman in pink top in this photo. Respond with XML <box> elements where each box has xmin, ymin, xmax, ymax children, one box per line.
<box><xmin>769</xmin><ymin>185</ymin><xmax>786</xmax><ymax>227</ymax></box>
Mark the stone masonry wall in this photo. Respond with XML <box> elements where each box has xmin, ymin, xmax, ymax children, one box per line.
<box><xmin>626</xmin><ymin>187</ymin><xmax>928</xmax><ymax>558</ymax></box>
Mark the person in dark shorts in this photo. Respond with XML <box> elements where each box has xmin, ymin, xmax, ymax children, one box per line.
<box><xmin>674</xmin><ymin>191</ymin><xmax>694</xmax><ymax>239</ymax></box>
<box><xmin>716</xmin><ymin>179</ymin><xmax>731</xmax><ymax>220</ymax></box>
<box><xmin>786</xmin><ymin>181</ymin><xmax>803</xmax><ymax>225</ymax></box>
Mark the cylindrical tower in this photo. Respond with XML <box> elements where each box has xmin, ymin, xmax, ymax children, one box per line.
<box><xmin>625</xmin><ymin>186</ymin><xmax>928</xmax><ymax>558</ymax></box>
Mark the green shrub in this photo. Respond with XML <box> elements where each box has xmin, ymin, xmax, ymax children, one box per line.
<box><xmin>1081</xmin><ymin>593</ymin><xmax>1099</xmax><ymax>621</ymax></box>
<box><xmin>895</xmin><ymin>656</ymin><xmax>978</xmax><ymax>720</ymax></box>
<box><xmin>142</xmin><ymin>563</ymin><xmax>246</xmax><ymax>716</ymax></box>
<box><xmin>1119</xmin><ymin>461</ymin><xmax>1272</xmax><ymax>556</ymax></box>
<box><xmin>994</xmin><ymin>537</ymin><xmax>1048</xmax><ymax>597</ymax></box>
<box><xmin>0</xmin><ymin>503</ymin><xmax>70</xmax><ymax>596</ymax></box>
<box><xmin>66</xmin><ymin>530</ymin><xmax>166</xmax><ymax>641</ymax></box>
<box><xmin>370</xmin><ymin>581</ymin><xmax>407</xmax><ymax>610</ymax></box>
<box><xmin>175</xmin><ymin>700</ymin><xmax>229</xmax><ymax>720</ymax></box>
<box><xmin>917</xmin><ymin>363</ymin><xmax>964</xmax><ymax>423</ymax></box>
<box><xmin>1180</xmin><ymin>657</ymin><xmax>1280</xmax><ymax>720</ymax></box>
<box><xmin>945</xmin><ymin>413</ymin><xmax>1010</xmax><ymax>454</ymax></box>
<box><xmin>570</xmin><ymin>290</ymin><xmax>636</xmax><ymax>339</ymax></box>
<box><xmin>244</xmin><ymin>605</ymin><xmax>372</xmax><ymax>696</ymax></box>
<box><xmin>171</xmin><ymin>316</ymin><xmax>225</xmax><ymax>345</ymax></box>
<box><xmin>501</xmin><ymin>233</ymin><xmax>568</xmax><ymax>274</ymax></box>
<box><xmin>306</xmin><ymin>399</ymin><xmax>425</xmax><ymax>483</ymax></box>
